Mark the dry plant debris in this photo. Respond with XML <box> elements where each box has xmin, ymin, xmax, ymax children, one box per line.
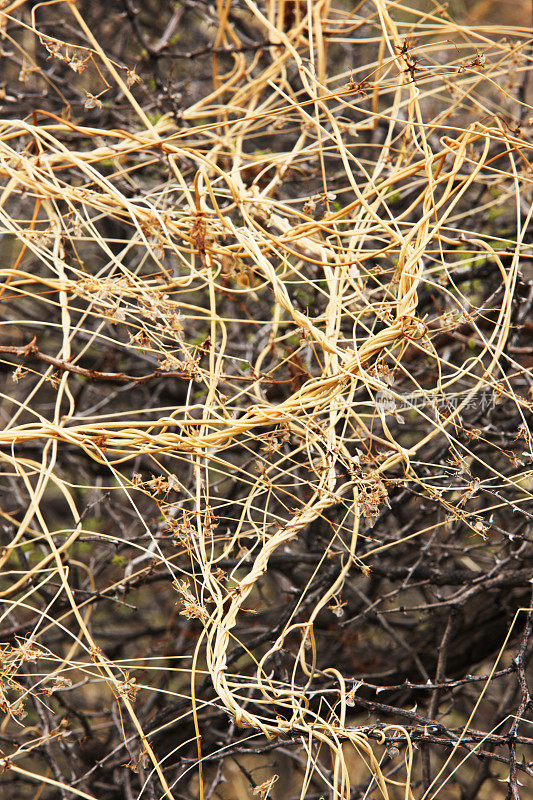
<box><xmin>0</xmin><ymin>1</ymin><xmax>532</xmax><ymax>799</ymax></box>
